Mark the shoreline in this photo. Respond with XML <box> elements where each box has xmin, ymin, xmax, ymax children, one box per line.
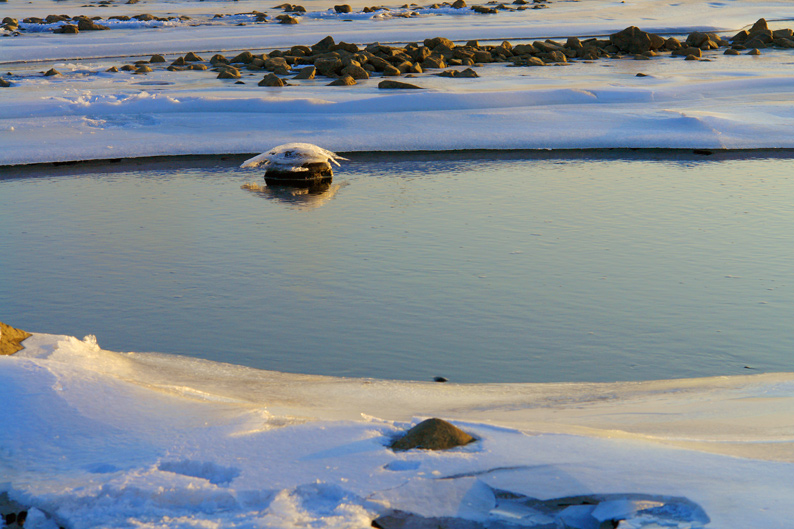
<box><xmin>7</xmin><ymin>146</ymin><xmax>794</xmax><ymax>171</ymax></box>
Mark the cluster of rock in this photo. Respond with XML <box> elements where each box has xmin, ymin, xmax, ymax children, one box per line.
<box><xmin>3</xmin><ymin>13</ymin><xmax>188</xmax><ymax>33</ymax></box>
<box><xmin>5</xmin><ymin>19</ymin><xmax>793</xmax><ymax>88</ymax></box>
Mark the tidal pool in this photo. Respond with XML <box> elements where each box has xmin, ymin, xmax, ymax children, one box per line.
<box><xmin>1</xmin><ymin>150</ymin><xmax>792</xmax><ymax>382</ymax></box>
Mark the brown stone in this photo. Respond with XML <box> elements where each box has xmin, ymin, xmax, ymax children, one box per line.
<box><xmin>184</xmin><ymin>51</ymin><xmax>204</xmax><ymax>62</ymax></box>
<box><xmin>0</xmin><ymin>322</ymin><xmax>32</xmax><ymax>355</ymax></box>
<box><xmin>258</xmin><ymin>73</ymin><xmax>285</xmax><ymax>86</ymax></box>
<box><xmin>378</xmin><ymin>79</ymin><xmax>423</xmax><ymax>89</ymax></box>
<box><xmin>293</xmin><ymin>65</ymin><xmax>316</xmax><ymax>79</ymax></box>
<box><xmin>217</xmin><ymin>67</ymin><xmax>241</xmax><ymax>79</ymax></box>
<box><xmin>328</xmin><ymin>74</ymin><xmax>356</xmax><ymax>85</ymax></box>
<box><xmin>334</xmin><ymin>4</ymin><xmax>352</xmax><ymax>12</ymax></box>
<box><xmin>390</xmin><ymin>418</ymin><xmax>475</xmax><ymax>451</ymax></box>
<box><xmin>149</xmin><ymin>54</ymin><xmax>166</xmax><ymax>63</ymax></box>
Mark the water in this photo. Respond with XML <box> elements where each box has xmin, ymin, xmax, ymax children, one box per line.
<box><xmin>1</xmin><ymin>151</ymin><xmax>792</xmax><ymax>382</ymax></box>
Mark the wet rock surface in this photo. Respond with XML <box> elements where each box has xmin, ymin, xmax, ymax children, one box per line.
<box><xmin>390</xmin><ymin>418</ymin><xmax>475</xmax><ymax>451</ymax></box>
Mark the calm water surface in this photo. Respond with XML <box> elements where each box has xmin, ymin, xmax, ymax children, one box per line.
<box><xmin>1</xmin><ymin>151</ymin><xmax>792</xmax><ymax>382</ymax></box>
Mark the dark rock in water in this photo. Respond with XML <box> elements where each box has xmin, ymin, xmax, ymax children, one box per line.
<box><xmin>217</xmin><ymin>67</ymin><xmax>241</xmax><ymax>79</ymax></box>
<box><xmin>171</xmin><ymin>56</ymin><xmax>186</xmax><ymax>66</ymax></box>
<box><xmin>378</xmin><ymin>80</ymin><xmax>423</xmax><ymax>89</ymax></box>
<box><xmin>0</xmin><ymin>78</ymin><xmax>10</xmax><ymax>87</ymax></box>
<box><xmin>134</xmin><ymin>65</ymin><xmax>153</xmax><ymax>73</ymax></box>
<box><xmin>433</xmin><ymin>376</ymin><xmax>448</xmax><ymax>382</ymax></box>
<box><xmin>210</xmin><ymin>54</ymin><xmax>230</xmax><ymax>65</ymax></box>
<box><xmin>149</xmin><ymin>54</ymin><xmax>166</xmax><ymax>63</ymax></box>
<box><xmin>184</xmin><ymin>51</ymin><xmax>204</xmax><ymax>62</ymax></box>
<box><xmin>334</xmin><ymin>4</ymin><xmax>352</xmax><ymax>12</ymax></box>
<box><xmin>747</xmin><ymin>48</ymin><xmax>761</xmax><ymax>55</ymax></box>
<box><xmin>451</xmin><ymin>0</ymin><xmax>466</xmax><ymax>7</ymax></box>
<box><xmin>44</xmin><ymin>68</ymin><xmax>61</xmax><ymax>76</ymax></box>
<box><xmin>390</xmin><ymin>418</ymin><xmax>475</xmax><ymax>451</ymax></box>
<box><xmin>265</xmin><ymin>162</ymin><xmax>332</xmax><ymax>189</ymax></box>
<box><xmin>724</xmin><ymin>48</ymin><xmax>740</xmax><ymax>55</ymax></box>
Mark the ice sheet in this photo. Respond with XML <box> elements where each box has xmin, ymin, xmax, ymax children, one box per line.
<box><xmin>2</xmin><ymin>332</ymin><xmax>793</xmax><ymax>528</ymax></box>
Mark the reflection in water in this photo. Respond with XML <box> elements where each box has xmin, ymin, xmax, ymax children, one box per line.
<box><xmin>241</xmin><ymin>181</ymin><xmax>345</xmax><ymax>209</ymax></box>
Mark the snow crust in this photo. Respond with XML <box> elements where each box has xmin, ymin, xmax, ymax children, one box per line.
<box><xmin>2</xmin><ymin>333</ymin><xmax>794</xmax><ymax>528</ymax></box>
<box><xmin>3</xmin><ymin>0</ymin><xmax>794</xmax><ymax>164</ymax></box>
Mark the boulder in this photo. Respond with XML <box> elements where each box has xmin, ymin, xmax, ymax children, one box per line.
<box><xmin>184</xmin><ymin>52</ymin><xmax>204</xmax><ymax>62</ymax></box>
<box><xmin>149</xmin><ymin>54</ymin><xmax>166</xmax><ymax>63</ymax></box>
<box><xmin>77</xmin><ymin>18</ymin><xmax>108</xmax><ymax>30</ymax></box>
<box><xmin>342</xmin><ymin>63</ymin><xmax>369</xmax><ymax>79</ymax></box>
<box><xmin>258</xmin><ymin>73</ymin><xmax>285</xmax><ymax>86</ymax></box>
<box><xmin>54</xmin><ymin>24</ymin><xmax>79</xmax><ymax>33</ymax></box>
<box><xmin>610</xmin><ymin>26</ymin><xmax>663</xmax><ymax>54</ymax></box>
<box><xmin>43</xmin><ymin>68</ymin><xmax>61</xmax><ymax>76</ymax></box>
<box><xmin>334</xmin><ymin>4</ymin><xmax>352</xmax><ymax>12</ymax></box>
<box><xmin>217</xmin><ymin>67</ymin><xmax>241</xmax><ymax>78</ymax></box>
<box><xmin>276</xmin><ymin>14</ymin><xmax>299</xmax><ymax>23</ymax></box>
<box><xmin>0</xmin><ymin>78</ymin><xmax>11</xmax><ymax>88</ymax></box>
<box><xmin>312</xmin><ymin>35</ymin><xmax>336</xmax><ymax>53</ymax></box>
<box><xmin>315</xmin><ymin>57</ymin><xmax>343</xmax><ymax>76</ymax></box>
<box><xmin>390</xmin><ymin>418</ymin><xmax>475</xmax><ymax>451</ymax></box>
<box><xmin>134</xmin><ymin>65</ymin><xmax>153</xmax><ymax>73</ymax></box>
<box><xmin>451</xmin><ymin>0</ymin><xmax>466</xmax><ymax>7</ymax></box>
<box><xmin>0</xmin><ymin>322</ymin><xmax>32</xmax><ymax>355</ymax></box>
<box><xmin>378</xmin><ymin>80</ymin><xmax>423</xmax><ymax>89</ymax></box>
<box><xmin>293</xmin><ymin>65</ymin><xmax>316</xmax><ymax>79</ymax></box>
<box><xmin>327</xmin><ymin>74</ymin><xmax>356</xmax><ymax>85</ymax></box>
<box><xmin>231</xmin><ymin>51</ymin><xmax>254</xmax><ymax>63</ymax></box>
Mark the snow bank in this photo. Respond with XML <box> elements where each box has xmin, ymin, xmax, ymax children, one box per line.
<box><xmin>2</xmin><ymin>332</ymin><xmax>793</xmax><ymax>528</ymax></box>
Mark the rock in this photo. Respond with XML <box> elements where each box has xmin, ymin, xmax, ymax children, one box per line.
<box><xmin>106</xmin><ymin>66</ymin><xmax>119</xmax><ymax>72</ymax></box>
<box><xmin>43</xmin><ymin>68</ymin><xmax>60</xmax><ymax>76</ymax></box>
<box><xmin>334</xmin><ymin>4</ymin><xmax>352</xmax><ymax>12</ymax></box>
<box><xmin>684</xmin><ymin>54</ymin><xmax>699</xmax><ymax>60</ymax></box>
<box><xmin>54</xmin><ymin>24</ymin><xmax>79</xmax><ymax>33</ymax></box>
<box><xmin>258</xmin><ymin>73</ymin><xmax>286</xmax><ymax>86</ymax></box>
<box><xmin>0</xmin><ymin>77</ymin><xmax>10</xmax><ymax>87</ymax></box>
<box><xmin>610</xmin><ymin>26</ymin><xmax>663</xmax><ymax>54</ymax></box>
<box><xmin>328</xmin><ymin>74</ymin><xmax>356</xmax><ymax>85</ymax></box>
<box><xmin>217</xmin><ymin>67</ymin><xmax>241</xmax><ymax>78</ymax></box>
<box><xmin>747</xmin><ymin>48</ymin><xmax>761</xmax><ymax>55</ymax></box>
<box><xmin>120</xmin><ymin>64</ymin><xmax>136</xmax><ymax>71</ymax></box>
<box><xmin>724</xmin><ymin>48</ymin><xmax>740</xmax><ymax>55</ymax></box>
<box><xmin>189</xmin><ymin>63</ymin><xmax>207</xmax><ymax>70</ymax></box>
<box><xmin>472</xmin><ymin>5</ymin><xmax>497</xmax><ymax>13</ymax></box>
<box><xmin>210</xmin><ymin>54</ymin><xmax>229</xmax><ymax>65</ymax></box>
<box><xmin>451</xmin><ymin>0</ymin><xmax>466</xmax><ymax>7</ymax></box>
<box><xmin>315</xmin><ymin>57</ymin><xmax>343</xmax><ymax>76</ymax></box>
<box><xmin>134</xmin><ymin>65</ymin><xmax>153</xmax><ymax>73</ymax></box>
<box><xmin>342</xmin><ymin>63</ymin><xmax>369</xmax><ymax>79</ymax></box>
<box><xmin>77</xmin><ymin>18</ymin><xmax>109</xmax><ymax>30</ymax></box>
<box><xmin>378</xmin><ymin>79</ymin><xmax>422</xmax><ymax>88</ymax></box>
<box><xmin>433</xmin><ymin>376</ymin><xmax>448</xmax><ymax>382</ymax></box>
<box><xmin>390</xmin><ymin>418</ymin><xmax>475</xmax><ymax>451</ymax></box>
<box><xmin>0</xmin><ymin>322</ymin><xmax>32</xmax><ymax>355</ymax></box>
<box><xmin>149</xmin><ymin>54</ymin><xmax>166</xmax><ymax>63</ymax></box>
<box><xmin>46</xmin><ymin>14</ymin><xmax>71</xmax><ymax>23</ymax></box>
<box><xmin>293</xmin><ymin>65</ymin><xmax>316</xmax><ymax>79</ymax></box>
<box><xmin>265</xmin><ymin>162</ymin><xmax>332</xmax><ymax>189</ymax></box>
<box><xmin>184</xmin><ymin>51</ymin><xmax>204</xmax><ymax>62</ymax></box>
<box><xmin>171</xmin><ymin>56</ymin><xmax>186</xmax><ymax>66</ymax></box>
<box><xmin>265</xmin><ymin>56</ymin><xmax>290</xmax><ymax>71</ymax></box>
<box><xmin>276</xmin><ymin>14</ymin><xmax>299</xmax><ymax>23</ymax></box>
<box><xmin>312</xmin><ymin>35</ymin><xmax>336</xmax><ymax>53</ymax></box>
<box><xmin>672</xmin><ymin>46</ymin><xmax>701</xmax><ymax>57</ymax></box>
<box><xmin>231</xmin><ymin>51</ymin><xmax>254</xmax><ymax>63</ymax></box>
<box><xmin>749</xmin><ymin>18</ymin><xmax>768</xmax><ymax>33</ymax></box>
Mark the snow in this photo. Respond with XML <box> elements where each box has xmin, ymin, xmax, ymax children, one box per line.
<box><xmin>4</xmin><ymin>0</ymin><xmax>794</xmax><ymax>526</ymax></box>
<box><xmin>2</xmin><ymin>332</ymin><xmax>794</xmax><ymax>528</ymax></box>
<box><xmin>4</xmin><ymin>0</ymin><xmax>794</xmax><ymax>165</ymax></box>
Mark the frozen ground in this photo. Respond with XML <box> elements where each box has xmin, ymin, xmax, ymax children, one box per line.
<box><xmin>3</xmin><ymin>0</ymin><xmax>794</xmax><ymax>164</ymax></box>
<box><xmin>2</xmin><ymin>331</ymin><xmax>794</xmax><ymax>528</ymax></box>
